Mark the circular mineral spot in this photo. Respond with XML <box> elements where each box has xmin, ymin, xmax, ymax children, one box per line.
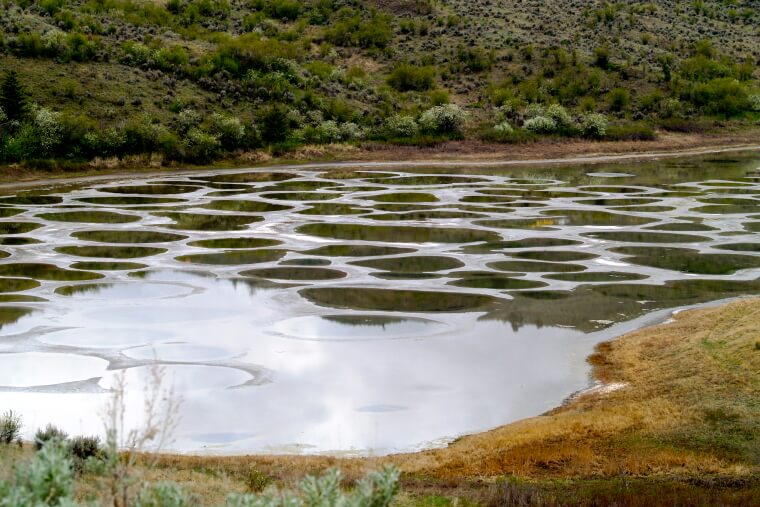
<box><xmin>76</xmin><ymin>196</ymin><xmax>186</xmax><ymax>205</ymax></box>
<box><xmin>364</xmin><ymin>175</ymin><xmax>489</xmax><ymax>185</ymax></box>
<box><xmin>351</xmin><ymin>255</ymin><xmax>464</xmax><ymax>273</ymax></box>
<box><xmin>0</xmin><ymin>277</ymin><xmax>40</xmax><ymax>293</ymax></box>
<box><xmin>199</xmin><ymin>172</ymin><xmax>295</xmax><ymax>183</ymax></box>
<box><xmin>448</xmin><ymin>276</ymin><xmax>547</xmax><ymax>290</ymax></box>
<box><xmin>0</xmin><ymin>352</ymin><xmax>108</xmax><ymax>387</ymax></box>
<box><xmin>299</xmin><ymin>287</ymin><xmax>498</xmax><ymax>312</ymax></box>
<box><xmin>540</xmin><ymin>210</ymin><xmax>656</xmax><ymax>226</ymax></box>
<box><xmin>55</xmin><ymin>245</ymin><xmax>167</xmax><ymax>258</ymax></box>
<box><xmin>187</xmin><ymin>237</ymin><xmax>283</xmax><ymax>249</ymax></box>
<box><xmin>55</xmin><ymin>282</ymin><xmax>191</xmax><ymax>299</ymax></box>
<box><xmin>367</xmin><ymin>192</ymin><xmax>439</xmax><ymax>203</ymax></box>
<box><xmin>259</xmin><ymin>192</ymin><xmax>340</xmax><ymax>201</ymax></box>
<box><xmin>279</xmin><ymin>258</ymin><xmax>331</xmax><ymax>266</ymax></box>
<box><xmin>610</xmin><ymin>246</ymin><xmax>760</xmax><ymax>275</ymax></box>
<box><xmin>72</xmin><ymin>230</ymin><xmax>187</xmax><ymax>244</ymax></box>
<box><xmin>0</xmin><ymin>222</ymin><xmax>44</xmax><ymax>234</ymax></box>
<box><xmin>544</xmin><ymin>271</ymin><xmax>649</xmax><ymax>282</ymax></box>
<box><xmin>241</xmin><ymin>267</ymin><xmax>346</xmax><ymax>280</ymax></box>
<box><xmin>272</xmin><ymin>314</ymin><xmax>449</xmax><ymax>341</ymax></box>
<box><xmin>303</xmin><ymin>244</ymin><xmax>417</xmax><ymax>257</ymax></box>
<box><xmin>714</xmin><ymin>243</ymin><xmax>760</xmax><ymax>252</ymax></box>
<box><xmin>98</xmin><ymin>184</ymin><xmax>201</xmax><ymax>194</ymax></box>
<box><xmin>154</xmin><ymin>212</ymin><xmax>262</xmax><ymax>231</ymax></box>
<box><xmin>582</xmin><ymin>231</ymin><xmax>709</xmax><ymax>243</ymax></box>
<box><xmin>202</xmin><ymin>200</ymin><xmax>293</xmax><ymax>213</ymax></box>
<box><xmin>461</xmin><ymin>238</ymin><xmax>582</xmax><ymax>253</ymax></box>
<box><xmin>0</xmin><ymin>237</ymin><xmax>41</xmax><ymax>245</ymax></box>
<box><xmin>487</xmin><ymin>260</ymin><xmax>587</xmax><ymax>273</ymax></box>
<box><xmin>176</xmin><ymin>249</ymin><xmax>287</xmax><ymax>265</ymax></box>
<box><xmin>512</xmin><ymin>251</ymin><xmax>599</xmax><ymax>262</ymax></box>
<box><xmin>37</xmin><ymin>211</ymin><xmax>141</xmax><ymax>223</ymax></box>
<box><xmin>297</xmin><ymin>223</ymin><xmax>499</xmax><ymax>243</ymax></box>
<box><xmin>645</xmin><ymin>222</ymin><xmax>717</xmax><ymax>232</ymax></box>
<box><xmin>298</xmin><ymin>204</ymin><xmax>369</xmax><ymax>215</ymax></box>
<box><xmin>70</xmin><ymin>262</ymin><xmax>147</xmax><ymax>271</ymax></box>
<box><xmin>369</xmin><ymin>210</ymin><xmax>484</xmax><ymax>221</ymax></box>
<box><xmin>0</xmin><ymin>195</ymin><xmax>63</xmax><ymax>205</ymax></box>
<box><xmin>0</xmin><ymin>263</ymin><xmax>103</xmax><ymax>281</ymax></box>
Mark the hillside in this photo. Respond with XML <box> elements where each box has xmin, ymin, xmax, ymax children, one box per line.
<box><xmin>0</xmin><ymin>0</ymin><xmax>758</xmax><ymax>165</ymax></box>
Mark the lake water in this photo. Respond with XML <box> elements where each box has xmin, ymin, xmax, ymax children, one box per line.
<box><xmin>0</xmin><ymin>152</ymin><xmax>759</xmax><ymax>455</ymax></box>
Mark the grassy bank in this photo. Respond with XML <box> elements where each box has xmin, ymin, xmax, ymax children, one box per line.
<box><xmin>51</xmin><ymin>297</ymin><xmax>754</xmax><ymax>505</ymax></box>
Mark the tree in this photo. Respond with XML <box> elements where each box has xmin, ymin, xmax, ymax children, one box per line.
<box><xmin>0</xmin><ymin>71</ymin><xmax>28</xmax><ymax>122</ymax></box>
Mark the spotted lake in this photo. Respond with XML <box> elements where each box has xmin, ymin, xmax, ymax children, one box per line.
<box><xmin>0</xmin><ymin>153</ymin><xmax>759</xmax><ymax>454</ymax></box>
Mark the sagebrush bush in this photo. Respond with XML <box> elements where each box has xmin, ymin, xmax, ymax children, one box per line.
<box><xmin>749</xmin><ymin>94</ymin><xmax>760</xmax><ymax>112</ymax></box>
<box><xmin>0</xmin><ymin>410</ymin><xmax>22</xmax><ymax>444</ymax></box>
<box><xmin>69</xmin><ymin>435</ymin><xmax>102</xmax><ymax>461</ymax></box>
<box><xmin>493</xmin><ymin>121</ymin><xmax>513</xmax><ymax>134</ymax></box>
<box><xmin>384</xmin><ymin>115</ymin><xmax>418</xmax><ymax>137</ymax></box>
<box><xmin>523</xmin><ymin>116</ymin><xmax>557</xmax><ymax>133</ymax></box>
<box><xmin>0</xmin><ymin>438</ymin><xmax>74</xmax><ymax>506</ymax></box>
<box><xmin>546</xmin><ymin>104</ymin><xmax>572</xmax><ymax>127</ymax></box>
<box><xmin>34</xmin><ymin>424</ymin><xmax>68</xmax><ymax>451</ymax></box>
<box><xmin>419</xmin><ymin>104</ymin><xmax>467</xmax><ymax>135</ymax></box>
<box><xmin>581</xmin><ymin>113</ymin><xmax>609</xmax><ymax>138</ymax></box>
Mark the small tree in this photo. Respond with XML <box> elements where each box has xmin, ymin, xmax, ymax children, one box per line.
<box><xmin>0</xmin><ymin>71</ymin><xmax>28</xmax><ymax>123</ymax></box>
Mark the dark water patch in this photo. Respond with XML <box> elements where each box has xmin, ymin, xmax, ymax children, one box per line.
<box><xmin>506</xmin><ymin>178</ymin><xmax>557</xmax><ymax>185</ymax></box>
<box><xmin>473</xmin><ymin>218</ymin><xmax>559</xmax><ymax>231</ymax></box>
<box><xmin>54</xmin><ymin>284</ymin><xmax>114</xmax><ymax>296</ymax></box>
<box><xmin>0</xmin><ymin>295</ymin><xmax>46</xmax><ymax>302</ymax></box>
<box><xmin>37</xmin><ymin>211</ymin><xmax>140</xmax><ymax>223</ymax></box>
<box><xmin>280</xmin><ymin>258</ymin><xmax>331</xmax><ymax>266</ymax></box>
<box><xmin>541</xmin><ymin>210</ymin><xmax>656</xmax><ymax>226</ymax></box>
<box><xmin>0</xmin><ymin>307</ymin><xmax>35</xmax><ymax>329</ymax></box>
<box><xmin>462</xmin><ymin>237</ymin><xmax>582</xmax><ymax>253</ymax></box>
<box><xmin>699</xmin><ymin>181</ymin><xmax>755</xmax><ymax>187</ymax></box>
<box><xmin>0</xmin><ymin>195</ymin><xmax>62</xmax><ymax>205</ymax></box>
<box><xmin>154</xmin><ymin>212</ymin><xmax>262</xmax><ymax>231</ymax></box>
<box><xmin>0</xmin><ymin>222</ymin><xmax>44</xmax><ymax>234</ymax></box>
<box><xmin>646</xmin><ymin>222</ymin><xmax>716</xmax><ymax>232</ymax></box>
<box><xmin>691</xmin><ymin>204</ymin><xmax>760</xmax><ymax>214</ymax></box>
<box><xmin>650</xmin><ymin>190</ymin><xmax>703</xmax><ymax>198</ymax></box>
<box><xmin>0</xmin><ymin>237</ymin><xmax>41</xmax><ymax>245</ymax></box>
<box><xmin>714</xmin><ymin>243</ymin><xmax>760</xmax><ymax>252</ymax></box>
<box><xmin>363</xmin><ymin>175</ymin><xmax>489</xmax><ymax>185</ymax></box>
<box><xmin>544</xmin><ymin>271</ymin><xmax>649</xmax><ymax>282</ymax></box>
<box><xmin>610</xmin><ymin>246</ymin><xmax>760</xmax><ymax>274</ymax></box>
<box><xmin>698</xmin><ymin>197</ymin><xmax>759</xmax><ymax>205</ymax></box>
<box><xmin>576</xmin><ymin>198</ymin><xmax>661</xmax><ymax>206</ymax></box>
<box><xmin>703</xmin><ymin>188</ymin><xmax>760</xmax><ymax>195</ymax></box>
<box><xmin>99</xmin><ymin>184</ymin><xmax>201</xmax><ymax>194</ymax></box>
<box><xmin>370</xmin><ymin>272</ymin><xmax>442</xmax><ymax>280</ymax></box>
<box><xmin>297</xmin><ymin>204</ymin><xmax>369</xmax><ymax>215</ymax></box>
<box><xmin>272</xmin><ymin>180</ymin><xmax>339</xmax><ymax>191</ymax></box>
<box><xmin>175</xmin><ymin>249</ymin><xmax>287</xmax><ymax>265</ymax></box>
<box><xmin>455</xmin><ymin>205</ymin><xmax>516</xmax><ymax>213</ymax></box>
<box><xmin>474</xmin><ymin>189</ymin><xmax>522</xmax><ymax>197</ymax></box>
<box><xmin>187</xmin><ymin>237</ymin><xmax>282</xmax><ymax>249</ymax></box>
<box><xmin>517</xmin><ymin>190</ymin><xmax>596</xmax><ymax>199</ymax></box>
<box><xmin>367</xmin><ymin>193</ymin><xmax>439</xmax><ymax>203</ymax></box>
<box><xmin>371</xmin><ymin>204</ymin><xmax>438</xmax><ymax>212</ymax></box>
<box><xmin>448</xmin><ymin>276</ymin><xmax>547</xmax><ymax>290</ymax></box>
<box><xmin>55</xmin><ymin>245</ymin><xmax>167</xmax><ymax>258</ymax></box>
<box><xmin>512</xmin><ymin>250</ymin><xmax>598</xmax><ymax>262</ymax></box>
<box><xmin>488</xmin><ymin>260</ymin><xmax>586</xmax><ymax>273</ymax></box>
<box><xmin>368</xmin><ymin>210</ymin><xmax>485</xmax><ymax>221</ymax></box>
<box><xmin>206</xmin><ymin>190</ymin><xmax>253</xmax><ymax>197</ymax></box>
<box><xmin>259</xmin><ymin>192</ymin><xmax>340</xmax><ymax>201</ymax></box>
<box><xmin>70</xmin><ymin>261</ymin><xmax>147</xmax><ymax>271</ymax></box>
<box><xmin>200</xmin><ymin>172</ymin><xmax>296</xmax><ymax>183</ymax></box>
<box><xmin>580</xmin><ymin>186</ymin><xmax>645</xmax><ymax>193</ymax></box>
<box><xmin>297</xmin><ymin>223</ymin><xmax>499</xmax><ymax>243</ymax></box>
<box><xmin>321</xmin><ymin>170</ymin><xmax>384</xmax><ymax>180</ymax></box>
<box><xmin>241</xmin><ymin>267</ymin><xmax>346</xmax><ymax>280</ymax></box>
<box><xmin>0</xmin><ymin>208</ymin><xmax>24</xmax><ymax>218</ymax></box>
<box><xmin>303</xmin><ymin>244</ymin><xmax>417</xmax><ymax>257</ymax></box>
<box><xmin>72</xmin><ymin>230</ymin><xmax>187</xmax><ymax>244</ymax></box>
<box><xmin>195</xmin><ymin>182</ymin><xmax>252</xmax><ymax>190</ymax></box>
<box><xmin>0</xmin><ymin>278</ymin><xmax>40</xmax><ymax>292</ymax></box>
<box><xmin>0</xmin><ymin>263</ymin><xmax>103</xmax><ymax>281</ymax></box>
<box><xmin>460</xmin><ymin>195</ymin><xmax>516</xmax><ymax>204</ymax></box>
<box><xmin>76</xmin><ymin>196</ymin><xmax>186</xmax><ymax>206</ymax></box>
<box><xmin>582</xmin><ymin>231</ymin><xmax>709</xmax><ymax>243</ymax></box>
<box><xmin>202</xmin><ymin>200</ymin><xmax>293</xmax><ymax>213</ymax></box>
<box><xmin>0</xmin><ymin>250</ymin><xmax>9</xmax><ymax>259</ymax></box>
<box><xmin>299</xmin><ymin>287</ymin><xmax>498</xmax><ymax>312</ymax></box>
<box><xmin>351</xmin><ymin>255</ymin><xmax>464</xmax><ymax>273</ymax></box>
<box><xmin>611</xmin><ymin>206</ymin><xmax>676</xmax><ymax>213</ymax></box>
<box><xmin>744</xmin><ymin>222</ymin><xmax>760</xmax><ymax>232</ymax></box>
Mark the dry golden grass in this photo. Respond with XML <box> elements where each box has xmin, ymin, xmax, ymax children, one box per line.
<box><xmin>120</xmin><ymin>298</ymin><xmax>760</xmax><ymax>504</ymax></box>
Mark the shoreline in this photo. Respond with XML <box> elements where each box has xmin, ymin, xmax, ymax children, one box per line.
<box><xmin>0</xmin><ymin>136</ymin><xmax>759</xmax><ymax>191</ymax></box>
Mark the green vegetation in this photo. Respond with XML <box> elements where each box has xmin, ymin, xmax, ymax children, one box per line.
<box><xmin>0</xmin><ymin>0</ymin><xmax>755</xmax><ymax>166</ymax></box>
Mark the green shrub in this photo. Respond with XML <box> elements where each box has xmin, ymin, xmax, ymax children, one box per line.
<box><xmin>387</xmin><ymin>64</ymin><xmax>435</xmax><ymax>92</ymax></box>
<box><xmin>325</xmin><ymin>9</ymin><xmax>392</xmax><ymax>49</ymax></box>
<box><xmin>0</xmin><ymin>70</ymin><xmax>28</xmax><ymax>122</ymax></box>
<box><xmin>545</xmin><ymin>104</ymin><xmax>572</xmax><ymax>127</ymax></box>
<box><xmin>608</xmin><ymin>88</ymin><xmax>630</xmax><ymax>112</ymax></box>
<box><xmin>384</xmin><ymin>115</ymin><xmax>418</xmax><ymax>137</ymax></box>
<box><xmin>457</xmin><ymin>47</ymin><xmax>492</xmax><ymax>72</ymax></box>
<box><xmin>749</xmin><ymin>94</ymin><xmax>760</xmax><ymax>112</ymax></box>
<box><xmin>260</xmin><ymin>105</ymin><xmax>291</xmax><ymax>143</ymax></box>
<box><xmin>136</xmin><ymin>481</ymin><xmax>197</xmax><ymax>507</ymax></box>
<box><xmin>605</xmin><ymin>123</ymin><xmax>656</xmax><ymax>141</ymax></box>
<box><xmin>0</xmin><ymin>410</ymin><xmax>22</xmax><ymax>445</ymax></box>
<box><xmin>687</xmin><ymin>77</ymin><xmax>748</xmax><ymax>117</ymax></box>
<box><xmin>210</xmin><ymin>113</ymin><xmax>245</xmax><ymax>150</ymax></box>
<box><xmin>419</xmin><ymin>104</ymin><xmax>467</xmax><ymax>135</ymax></box>
<box><xmin>523</xmin><ymin>116</ymin><xmax>557</xmax><ymax>133</ymax></box>
<box><xmin>34</xmin><ymin>424</ymin><xmax>68</xmax><ymax>451</ymax></box>
<box><xmin>69</xmin><ymin>435</ymin><xmax>102</xmax><ymax>461</ymax></box>
<box><xmin>183</xmin><ymin>128</ymin><xmax>220</xmax><ymax>162</ymax></box>
<box><xmin>251</xmin><ymin>0</ymin><xmax>302</xmax><ymax>21</ymax></box>
<box><xmin>0</xmin><ymin>438</ymin><xmax>75</xmax><ymax>506</ymax></box>
<box><xmin>580</xmin><ymin>112</ymin><xmax>609</xmax><ymax>138</ymax></box>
